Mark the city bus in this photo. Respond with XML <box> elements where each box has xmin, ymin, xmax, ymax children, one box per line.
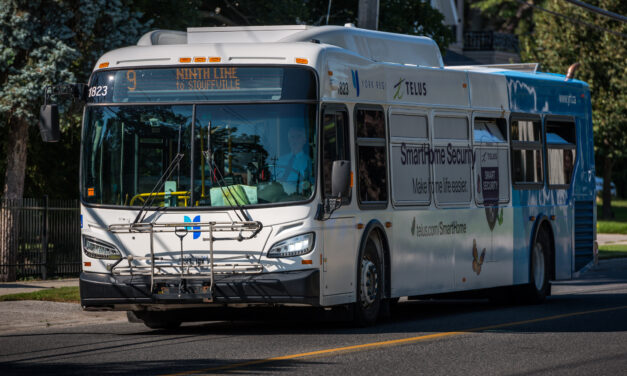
<box><xmin>39</xmin><ymin>25</ymin><xmax>596</xmax><ymax>328</ymax></box>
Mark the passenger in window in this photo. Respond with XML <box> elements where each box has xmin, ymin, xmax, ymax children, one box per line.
<box><xmin>359</xmin><ymin>157</ymin><xmax>379</xmax><ymax>201</ymax></box>
<box><xmin>358</xmin><ymin>110</ymin><xmax>385</xmax><ymax>138</ymax></box>
<box><xmin>276</xmin><ymin>125</ymin><xmax>312</xmax><ymax>194</ymax></box>
<box><xmin>563</xmin><ymin>149</ymin><xmax>573</xmax><ymax>183</ymax></box>
<box><xmin>359</xmin><ymin>147</ymin><xmax>387</xmax><ymax>202</ymax></box>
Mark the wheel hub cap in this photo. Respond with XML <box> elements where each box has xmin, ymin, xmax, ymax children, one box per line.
<box><xmin>360</xmin><ymin>259</ymin><xmax>378</xmax><ymax>307</ymax></box>
<box><xmin>533</xmin><ymin>243</ymin><xmax>545</xmax><ymax>290</ymax></box>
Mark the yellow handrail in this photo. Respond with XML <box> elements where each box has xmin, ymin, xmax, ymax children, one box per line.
<box><xmin>130</xmin><ymin>191</ymin><xmax>191</xmax><ymax>206</ymax></box>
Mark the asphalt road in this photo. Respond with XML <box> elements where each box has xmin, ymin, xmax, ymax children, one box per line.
<box><xmin>1</xmin><ymin>259</ymin><xmax>626</xmax><ymax>375</ymax></box>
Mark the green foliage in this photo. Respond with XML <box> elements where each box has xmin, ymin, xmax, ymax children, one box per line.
<box><xmin>597</xmin><ymin>199</ymin><xmax>627</xmax><ymax>234</ymax></box>
<box><xmin>0</xmin><ymin>0</ymin><xmax>77</xmax><ymax>123</ymax></box>
<box><xmin>0</xmin><ymin>0</ymin><xmax>151</xmax><ymax>199</ymax></box>
<box><xmin>598</xmin><ymin>244</ymin><xmax>627</xmax><ymax>259</ymax></box>
<box><xmin>470</xmin><ymin>0</ymin><xmax>535</xmax><ymax>34</ymax></box>
<box><xmin>0</xmin><ymin>286</ymin><xmax>80</xmax><ymax>302</ymax></box>
<box><xmin>191</xmin><ymin>0</ymin><xmax>350</xmax><ymax>27</ymax></box>
<box><xmin>379</xmin><ymin>0</ymin><xmax>453</xmax><ymax>54</ymax></box>
<box><xmin>139</xmin><ymin>1</ymin><xmax>452</xmax><ymax>52</ymax></box>
<box><xmin>2</xmin><ymin>0</ymin><xmax>452</xmax><ymax>199</ymax></box>
<box><xmin>521</xmin><ymin>0</ymin><xmax>627</xmax><ymax>162</ymax></box>
<box><xmin>132</xmin><ymin>0</ymin><xmax>204</xmax><ymax>30</ymax></box>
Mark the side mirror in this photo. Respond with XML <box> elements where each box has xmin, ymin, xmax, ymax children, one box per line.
<box><xmin>316</xmin><ymin>160</ymin><xmax>350</xmax><ymax>220</ymax></box>
<box><xmin>38</xmin><ymin>104</ymin><xmax>60</xmax><ymax>142</ymax></box>
<box><xmin>331</xmin><ymin>160</ymin><xmax>350</xmax><ymax>198</ymax></box>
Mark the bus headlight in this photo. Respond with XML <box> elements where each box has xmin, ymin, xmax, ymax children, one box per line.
<box><xmin>267</xmin><ymin>233</ymin><xmax>315</xmax><ymax>258</ymax></box>
<box><xmin>83</xmin><ymin>236</ymin><xmax>122</xmax><ymax>260</ymax></box>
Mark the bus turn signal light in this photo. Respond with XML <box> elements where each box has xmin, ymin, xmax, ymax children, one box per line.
<box><xmin>98</xmin><ymin>62</ymin><xmax>109</xmax><ymax>69</ymax></box>
<box><xmin>302</xmin><ymin>260</ymin><xmax>313</xmax><ymax>265</ymax></box>
<box><xmin>296</xmin><ymin>58</ymin><xmax>308</xmax><ymax>64</ymax></box>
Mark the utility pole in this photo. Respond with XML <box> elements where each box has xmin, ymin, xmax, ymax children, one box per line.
<box><xmin>358</xmin><ymin>0</ymin><xmax>379</xmax><ymax>30</ymax></box>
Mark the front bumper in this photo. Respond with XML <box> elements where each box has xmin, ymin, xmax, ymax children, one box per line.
<box><xmin>80</xmin><ymin>269</ymin><xmax>320</xmax><ymax>308</ymax></box>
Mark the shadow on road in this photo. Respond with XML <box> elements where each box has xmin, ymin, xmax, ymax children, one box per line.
<box><xmin>1</xmin><ymin>259</ymin><xmax>626</xmax><ymax>375</ymax></box>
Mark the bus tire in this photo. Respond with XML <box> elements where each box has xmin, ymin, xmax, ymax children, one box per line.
<box><xmin>379</xmin><ymin>297</ymin><xmax>399</xmax><ymax>320</ymax></box>
<box><xmin>522</xmin><ymin>229</ymin><xmax>551</xmax><ymax>304</ymax></box>
<box><xmin>354</xmin><ymin>238</ymin><xmax>382</xmax><ymax>326</ymax></box>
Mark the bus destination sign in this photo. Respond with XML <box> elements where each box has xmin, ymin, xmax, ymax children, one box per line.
<box><xmin>174</xmin><ymin>67</ymin><xmax>241</xmax><ymax>91</ymax></box>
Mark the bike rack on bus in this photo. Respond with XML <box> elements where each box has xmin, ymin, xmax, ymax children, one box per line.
<box><xmin>107</xmin><ymin>220</ymin><xmax>263</xmax><ymax>301</ymax></box>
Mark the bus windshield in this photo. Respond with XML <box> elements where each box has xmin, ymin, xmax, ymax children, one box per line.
<box><xmin>81</xmin><ymin>103</ymin><xmax>317</xmax><ymax>207</ymax></box>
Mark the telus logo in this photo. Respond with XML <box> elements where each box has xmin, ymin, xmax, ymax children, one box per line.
<box><xmin>184</xmin><ymin>215</ymin><xmax>201</xmax><ymax>239</ymax></box>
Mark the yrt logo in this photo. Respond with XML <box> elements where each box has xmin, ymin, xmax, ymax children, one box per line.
<box><xmin>184</xmin><ymin>215</ymin><xmax>201</xmax><ymax>239</ymax></box>
<box><xmin>351</xmin><ymin>70</ymin><xmax>360</xmax><ymax>97</ymax></box>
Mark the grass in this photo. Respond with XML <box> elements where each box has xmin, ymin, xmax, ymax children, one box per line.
<box><xmin>598</xmin><ymin>244</ymin><xmax>627</xmax><ymax>260</ymax></box>
<box><xmin>597</xmin><ymin>199</ymin><xmax>627</xmax><ymax>234</ymax></box>
<box><xmin>0</xmin><ymin>286</ymin><xmax>80</xmax><ymax>303</ymax></box>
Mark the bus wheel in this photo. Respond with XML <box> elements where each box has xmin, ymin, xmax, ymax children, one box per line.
<box><xmin>354</xmin><ymin>239</ymin><xmax>382</xmax><ymax>326</ymax></box>
<box><xmin>522</xmin><ymin>229</ymin><xmax>551</xmax><ymax>304</ymax></box>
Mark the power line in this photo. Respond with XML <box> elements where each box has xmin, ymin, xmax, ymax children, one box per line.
<box><xmin>516</xmin><ymin>0</ymin><xmax>627</xmax><ymax>39</ymax></box>
<box><xmin>563</xmin><ymin>0</ymin><xmax>627</xmax><ymax>24</ymax></box>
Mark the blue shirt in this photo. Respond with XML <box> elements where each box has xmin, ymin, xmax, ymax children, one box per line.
<box><xmin>276</xmin><ymin>151</ymin><xmax>312</xmax><ymax>194</ymax></box>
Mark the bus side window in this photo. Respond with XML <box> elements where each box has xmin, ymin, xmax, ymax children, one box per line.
<box><xmin>510</xmin><ymin>116</ymin><xmax>544</xmax><ymax>188</ymax></box>
<box><xmin>355</xmin><ymin>107</ymin><xmax>388</xmax><ymax>207</ymax></box>
<box><xmin>473</xmin><ymin>117</ymin><xmax>509</xmax><ymax>206</ymax></box>
<box><xmin>322</xmin><ymin>107</ymin><xmax>351</xmax><ymax>203</ymax></box>
<box><xmin>545</xmin><ymin>118</ymin><xmax>576</xmax><ymax>187</ymax></box>
<box><xmin>433</xmin><ymin>116</ymin><xmax>471</xmax><ymax>206</ymax></box>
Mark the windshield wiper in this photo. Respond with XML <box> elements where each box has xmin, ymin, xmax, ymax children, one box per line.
<box><xmin>203</xmin><ymin>121</ymin><xmax>252</xmax><ymax>223</ymax></box>
<box><xmin>133</xmin><ymin>153</ymin><xmax>184</xmax><ymax>224</ymax></box>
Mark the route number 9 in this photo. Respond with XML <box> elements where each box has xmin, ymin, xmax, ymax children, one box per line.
<box><xmin>127</xmin><ymin>70</ymin><xmax>136</xmax><ymax>92</ymax></box>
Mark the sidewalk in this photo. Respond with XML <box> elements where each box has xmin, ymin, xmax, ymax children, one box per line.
<box><xmin>597</xmin><ymin>233</ymin><xmax>627</xmax><ymax>246</ymax></box>
<box><xmin>0</xmin><ymin>279</ymin><xmax>127</xmax><ymax>333</ymax></box>
<box><xmin>0</xmin><ymin>278</ymin><xmax>78</xmax><ymax>297</ymax></box>
<box><xmin>0</xmin><ymin>300</ymin><xmax>127</xmax><ymax>333</ymax></box>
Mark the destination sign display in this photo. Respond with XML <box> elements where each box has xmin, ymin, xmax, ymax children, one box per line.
<box><xmin>87</xmin><ymin>66</ymin><xmax>316</xmax><ymax>103</ymax></box>
<box><xmin>173</xmin><ymin>67</ymin><xmax>241</xmax><ymax>91</ymax></box>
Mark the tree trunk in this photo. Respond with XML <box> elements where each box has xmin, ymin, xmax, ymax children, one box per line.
<box><xmin>1</xmin><ymin>116</ymin><xmax>29</xmax><ymax>281</ymax></box>
<box><xmin>601</xmin><ymin>157</ymin><xmax>614</xmax><ymax>220</ymax></box>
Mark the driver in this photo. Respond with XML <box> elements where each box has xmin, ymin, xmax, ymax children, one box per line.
<box><xmin>276</xmin><ymin>126</ymin><xmax>312</xmax><ymax>194</ymax></box>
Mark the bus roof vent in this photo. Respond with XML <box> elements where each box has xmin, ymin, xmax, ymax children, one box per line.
<box><xmin>447</xmin><ymin>63</ymin><xmax>540</xmax><ymax>73</ymax></box>
<box><xmin>187</xmin><ymin>25</ymin><xmax>312</xmax><ymax>44</ymax></box>
<box><xmin>137</xmin><ymin>30</ymin><xmax>187</xmax><ymax>46</ymax></box>
<box><xmin>279</xmin><ymin>26</ymin><xmax>443</xmax><ymax>68</ymax></box>
<box><xmin>185</xmin><ymin>25</ymin><xmax>443</xmax><ymax>68</ymax></box>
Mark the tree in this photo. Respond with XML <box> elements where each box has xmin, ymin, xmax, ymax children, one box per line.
<box><xmin>379</xmin><ymin>0</ymin><xmax>453</xmax><ymax>54</ymax></box>
<box><xmin>0</xmin><ymin>0</ymin><xmax>150</xmax><ymax>281</ymax></box>
<box><xmin>522</xmin><ymin>0</ymin><xmax>626</xmax><ymax>218</ymax></box>
<box><xmin>469</xmin><ymin>0</ymin><xmax>535</xmax><ymax>34</ymax></box>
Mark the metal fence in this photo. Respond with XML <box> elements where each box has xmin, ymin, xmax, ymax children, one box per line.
<box><xmin>0</xmin><ymin>197</ymin><xmax>81</xmax><ymax>281</ymax></box>
<box><xmin>464</xmin><ymin>31</ymin><xmax>520</xmax><ymax>53</ymax></box>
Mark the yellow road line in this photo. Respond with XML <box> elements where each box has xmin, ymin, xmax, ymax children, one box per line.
<box><xmin>165</xmin><ymin>304</ymin><xmax>627</xmax><ymax>375</ymax></box>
